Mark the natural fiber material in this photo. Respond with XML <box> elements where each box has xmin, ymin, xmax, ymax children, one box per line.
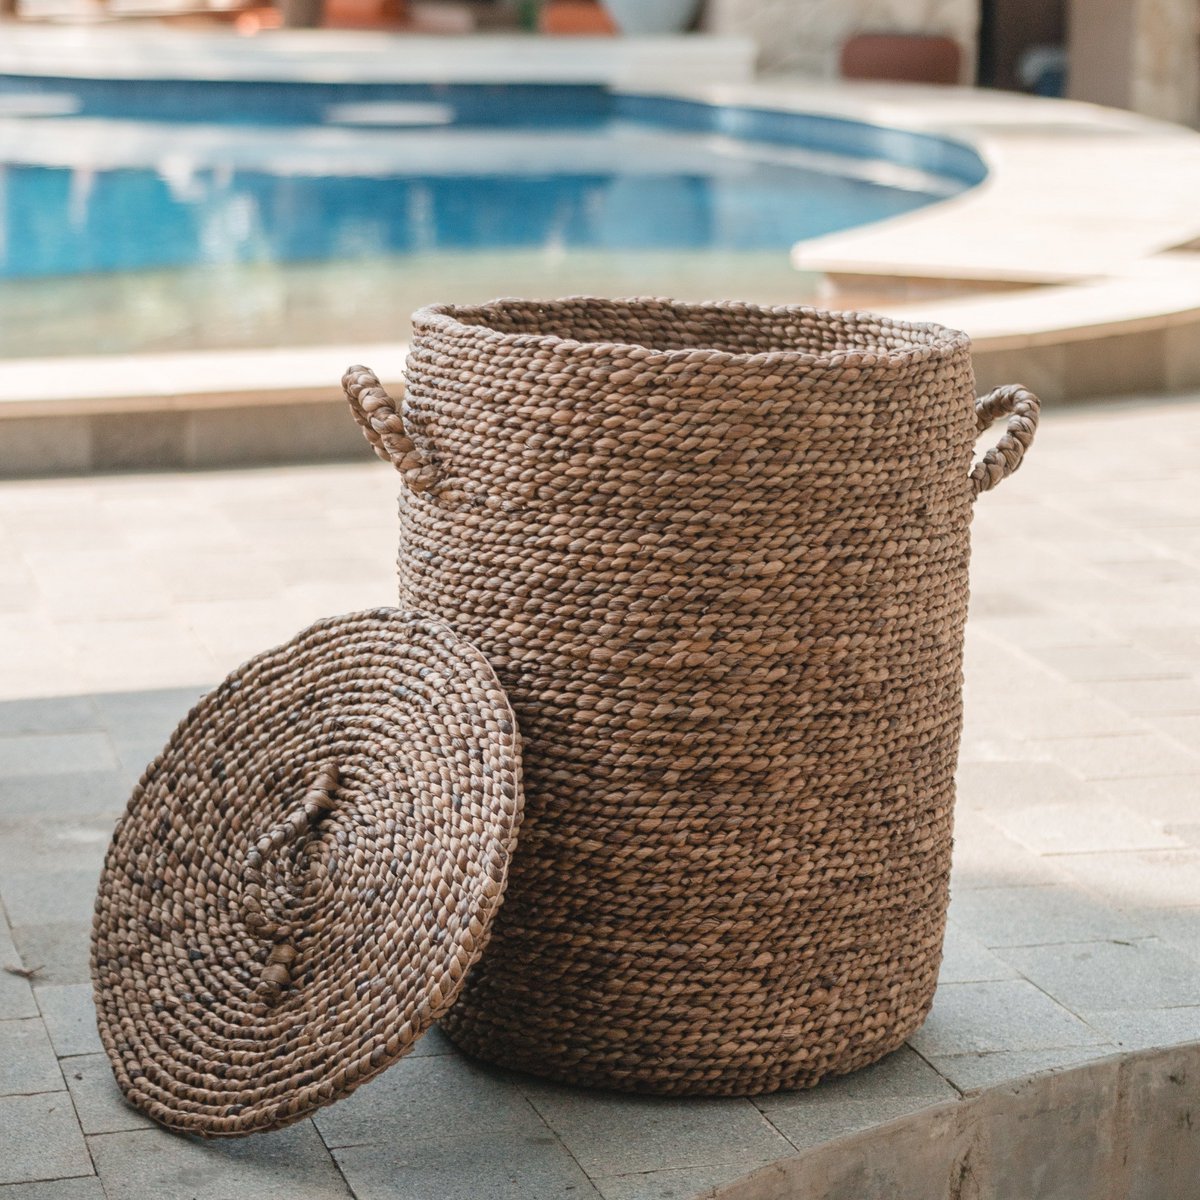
<box><xmin>345</xmin><ymin>297</ymin><xmax>1040</xmax><ymax>1097</ymax></box>
<box><xmin>91</xmin><ymin>609</ymin><xmax>522</xmax><ymax>1137</ymax></box>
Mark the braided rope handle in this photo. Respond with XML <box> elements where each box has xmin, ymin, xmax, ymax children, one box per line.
<box><xmin>970</xmin><ymin>384</ymin><xmax>1040</xmax><ymax>499</ymax></box>
<box><xmin>343</xmin><ymin>365</ymin><xmax>438</xmax><ymax>494</ymax></box>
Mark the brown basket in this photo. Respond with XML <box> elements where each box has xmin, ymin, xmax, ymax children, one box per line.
<box><xmin>345</xmin><ymin>297</ymin><xmax>1039</xmax><ymax>1097</ymax></box>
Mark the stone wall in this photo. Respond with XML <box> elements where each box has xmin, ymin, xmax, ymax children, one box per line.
<box><xmin>1131</xmin><ymin>0</ymin><xmax>1200</xmax><ymax>124</ymax></box>
<box><xmin>1068</xmin><ymin>0</ymin><xmax>1200</xmax><ymax>127</ymax></box>
<box><xmin>704</xmin><ymin>0</ymin><xmax>979</xmax><ymax>80</ymax></box>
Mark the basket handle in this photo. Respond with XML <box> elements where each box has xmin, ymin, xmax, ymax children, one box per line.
<box><xmin>343</xmin><ymin>365</ymin><xmax>437</xmax><ymax>494</ymax></box>
<box><xmin>243</xmin><ymin>763</ymin><xmax>338</xmax><ymax>1002</ymax></box>
<box><xmin>970</xmin><ymin>384</ymin><xmax>1040</xmax><ymax>499</ymax></box>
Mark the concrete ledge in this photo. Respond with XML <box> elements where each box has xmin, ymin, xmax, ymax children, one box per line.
<box><xmin>0</xmin><ymin>343</ymin><xmax>408</xmax><ymax>475</ymax></box>
<box><xmin>714</xmin><ymin>1043</ymin><xmax>1200</xmax><ymax>1200</ymax></box>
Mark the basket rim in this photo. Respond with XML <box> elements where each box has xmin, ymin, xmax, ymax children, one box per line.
<box><xmin>411</xmin><ymin>296</ymin><xmax>971</xmax><ymax>368</ymax></box>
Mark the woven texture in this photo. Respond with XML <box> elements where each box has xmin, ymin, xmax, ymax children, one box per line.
<box><xmin>91</xmin><ymin>608</ymin><xmax>523</xmax><ymax>1137</ymax></box>
<box><xmin>345</xmin><ymin>297</ymin><xmax>1040</xmax><ymax>1097</ymax></box>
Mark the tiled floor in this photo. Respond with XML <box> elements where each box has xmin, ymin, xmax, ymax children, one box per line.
<box><xmin>0</xmin><ymin>392</ymin><xmax>1198</xmax><ymax>1198</ymax></box>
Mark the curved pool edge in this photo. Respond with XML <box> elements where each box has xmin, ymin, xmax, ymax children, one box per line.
<box><xmin>708</xmin><ymin>1041</ymin><xmax>1200</xmax><ymax>1200</ymax></box>
<box><xmin>668</xmin><ymin>78</ymin><xmax>1200</xmax><ymax>404</ymax></box>
<box><xmin>3</xmin><ymin>63</ymin><xmax>1200</xmax><ymax>473</ymax></box>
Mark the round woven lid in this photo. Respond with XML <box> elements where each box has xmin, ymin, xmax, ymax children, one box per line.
<box><xmin>91</xmin><ymin>608</ymin><xmax>523</xmax><ymax>1138</ymax></box>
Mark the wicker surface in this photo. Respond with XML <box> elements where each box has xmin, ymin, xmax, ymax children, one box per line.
<box><xmin>91</xmin><ymin>608</ymin><xmax>523</xmax><ymax>1137</ymax></box>
<box><xmin>345</xmin><ymin>297</ymin><xmax>1040</xmax><ymax>1097</ymax></box>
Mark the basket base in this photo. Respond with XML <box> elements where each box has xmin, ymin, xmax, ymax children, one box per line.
<box><xmin>438</xmin><ymin>996</ymin><xmax>936</xmax><ymax>1098</ymax></box>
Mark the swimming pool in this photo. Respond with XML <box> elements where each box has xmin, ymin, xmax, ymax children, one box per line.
<box><xmin>0</xmin><ymin>78</ymin><xmax>984</xmax><ymax>357</ymax></box>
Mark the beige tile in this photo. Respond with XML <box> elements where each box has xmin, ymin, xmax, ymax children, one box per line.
<box><xmin>1096</xmin><ymin>774</ymin><xmax>1200</xmax><ymax>824</ymax></box>
<box><xmin>972</xmin><ymin>343</ymin><xmax>1067</xmax><ymax>406</ymax></box>
<box><xmin>91</xmin><ymin>413</ymin><xmax>187</xmax><ymax>472</ymax></box>
<box><xmin>980</xmin><ymin>799</ymin><xmax>1184</xmax><ymax>855</ymax></box>
<box><xmin>1091</xmin><ymin>678</ymin><xmax>1200</xmax><ymax>716</ymax></box>
<box><xmin>1165</xmin><ymin>319</ymin><xmax>1200</xmax><ymax>391</ymax></box>
<box><xmin>0</xmin><ymin>419</ymin><xmax>91</xmax><ymax>478</ymax></box>
<box><xmin>1064</xmin><ymin>330</ymin><xmax>1168</xmax><ymax>400</ymax></box>
<box><xmin>1036</xmin><ymin>733</ymin><xmax>1200</xmax><ymax>779</ymax></box>
<box><xmin>186</xmin><ymin>403</ymin><xmax>367</xmax><ymax>469</ymax></box>
<box><xmin>1054</xmin><ymin>848</ymin><xmax>1200</xmax><ymax>909</ymax></box>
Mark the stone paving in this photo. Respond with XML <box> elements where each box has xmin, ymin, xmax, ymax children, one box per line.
<box><xmin>0</xmin><ymin>392</ymin><xmax>1198</xmax><ymax>1198</ymax></box>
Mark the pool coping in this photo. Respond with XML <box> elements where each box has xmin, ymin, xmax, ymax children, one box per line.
<box><xmin>3</xmin><ymin>44</ymin><xmax>1200</xmax><ymax>473</ymax></box>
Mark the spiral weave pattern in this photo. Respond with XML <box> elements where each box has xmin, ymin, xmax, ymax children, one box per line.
<box><xmin>346</xmin><ymin>297</ymin><xmax>1039</xmax><ymax>1097</ymax></box>
<box><xmin>91</xmin><ymin>609</ymin><xmax>523</xmax><ymax>1136</ymax></box>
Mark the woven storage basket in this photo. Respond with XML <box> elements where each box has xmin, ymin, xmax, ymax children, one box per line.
<box><xmin>345</xmin><ymin>297</ymin><xmax>1039</xmax><ymax>1097</ymax></box>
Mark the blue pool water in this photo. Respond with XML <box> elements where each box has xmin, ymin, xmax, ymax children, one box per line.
<box><xmin>0</xmin><ymin>81</ymin><xmax>982</xmax><ymax>282</ymax></box>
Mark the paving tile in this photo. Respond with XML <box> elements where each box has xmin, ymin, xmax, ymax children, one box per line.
<box><xmin>1094</xmin><ymin>774</ymin><xmax>1200</xmax><ymax>824</ymax></box>
<box><xmin>35</xmin><ymin>985</ymin><xmax>103</xmax><ymax>1058</ymax></box>
<box><xmin>755</xmin><ymin>1046</ymin><xmax>958</xmax><ymax>1150</ymax></box>
<box><xmin>948</xmin><ymin>884</ymin><xmax>1148</xmax><ymax>947</ymax></box>
<box><xmin>89</xmin><ymin>1121</ymin><xmax>352</xmax><ymax>1200</ymax></box>
<box><xmin>763</xmin><ymin>1046</ymin><xmax>957</xmax><ymax>1110</ymax></box>
<box><xmin>10</xmin><ymin>924</ymin><xmax>92</xmax><ymax>987</ymax></box>
<box><xmin>0</xmin><ymin>1093</ymin><xmax>92</xmax><ymax>1186</ymax></box>
<box><xmin>1</xmin><ymin>868</ymin><xmax>102</xmax><ymax>929</ymax></box>
<box><xmin>0</xmin><ymin>1180</ymin><xmax>105</xmax><ymax>1200</ymax></box>
<box><xmin>1079</xmin><ymin>1006</ymin><xmax>1200</xmax><ymax>1050</ymax></box>
<box><xmin>0</xmin><ymin>921</ymin><xmax>39</xmax><ymax>1020</ymax></box>
<box><xmin>756</xmin><ymin>1094</ymin><xmax>950</xmax><ymax>1152</ymax></box>
<box><xmin>955</xmin><ymin>760</ymin><xmax>1097</xmax><ymax>809</ymax></box>
<box><xmin>966</xmin><ymin>613</ymin><xmax>1113</xmax><ymax>650</ymax></box>
<box><xmin>0</xmin><ymin>1020</ymin><xmax>64</xmax><ymax>1096</ymax></box>
<box><xmin>937</xmin><ymin>922</ymin><xmax>1019</xmax><ymax>983</ymax></box>
<box><xmin>1036</xmin><ymin>733</ymin><xmax>1200</xmax><ymax>780</ymax></box>
<box><xmin>949</xmin><ymin>809</ymin><xmax>1071</xmax><ymax>890</ymax></box>
<box><xmin>1127</xmin><ymin>625</ymin><xmax>1200</xmax><ymax>668</ymax></box>
<box><xmin>20</xmin><ymin>552</ymin><xmax>170</xmax><ymax>623</ymax></box>
<box><xmin>332</xmin><ymin>1130</ymin><xmax>601</xmax><ymax>1200</ymax></box>
<box><xmin>56</xmin><ymin>622</ymin><xmax>218</xmax><ymax>694</ymax></box>
<box><xmin>410</xmin><ymin>1023</ymin><xmax>455</xmax><ymax>1057</ymax></box>
<box><xmin>314</xmin><ymin>1052</ymin><xmax>545</xmax><ymax>1150</ymax></box>
<box><xmin>0</xmin><ymin>772</ymin><xmax>127</xmax><ymax>820</ymax></box>
<box><xmin>593</xmin><ymin>1162</ymin><xmax>766</xmax><ymax>1200</ymax></box>
<box><xmin>0</xmin><ymin>735</ymin><xmax>116</xmax><ymax>779</ymax></box>
<box><xmin>1053</xmin><ymin>848</ymin><xmax>1200</xmax><ymax>909</ymax></box>
<box><xmin>0</xmin><ymin>618</ymin><xmax>79</xmax><ymax>703</ymax></box>
<box><xmin>1027</xmin><ymin>643</ymin><xmax>1185</xmax><ymax>683</ymax></box>
<box><xmin>520</xmin><ymin>1079</ymin><xmax>793</xmax><ymax>1178</ymax></box>
<box><xmin>924</xmin><ymin>1045</ymin><xmax>1113</xmax><ymax>1094</ymax></box>
<box><xmin>0</xmin><ymin>699</ymin><xmax>100</xmax><ymax>738</ymax></box>
<box><xmin>89</xmin><ymin>687</ymin><xmax>208</xmax><ymax>745</ymax></box>
<box><xmin>968</xmin><ymin>689</ymin><xmax>1134</xmax><ymax>741</ymax></box>
<box><xmin>1001</xmin><ymin>938</ymin><xmax>1200</xmax><ymax>1011</ymax></box>
<box><xmin>0</xmin><ymin>815</ymin><xmax>115</xmax><ymax>876</ymax></box>
<box><xmin>1092</xmin><ymin>678</ymin><xmax>1200</xmax><ymax>715</ymax></box>
<box><xmin>147</xmin><ymin>550</ymin><xmax>288</xmax><ymax>605</ymax></box>
<box><xmin>979</xmin><ymin>799</ymin><xmax>1181</xmax><ymax>855</ymax></box>
<box><xmin>1153</xmin><ymin>714</ymin><xmax>1200</xmax><ymax>752</ymax></box>
<box><xmin>61</xmin><ymin>1055</ymin><xmax>153</xmax><ymax>1135</ymax></box>
<box><xmin>907</xmin><ymin>979</ymin><xmax>1107</xmax><ymax>1058</ymax></box>
<box><xmin>1135</xmin><ymin>906</ymin><xmax>1200</xmax><ymax>961</ymax></box>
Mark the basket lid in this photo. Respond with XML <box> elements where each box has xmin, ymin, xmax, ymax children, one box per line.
<box><xmin>91</xmin><ymin>608</ymin><xmax>523</xmax><ymax>1138</ymax></box>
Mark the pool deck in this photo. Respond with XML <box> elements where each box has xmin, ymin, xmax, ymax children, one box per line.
<box><xmin>4</xmin><ymin>32</ymin><xmax>1200</xmax><ymax>473</ymax></box>
<box><xmin>1</xmin><ymin>389</ymin><xmax>1199</xmax><ymax>1198</ymax></box>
